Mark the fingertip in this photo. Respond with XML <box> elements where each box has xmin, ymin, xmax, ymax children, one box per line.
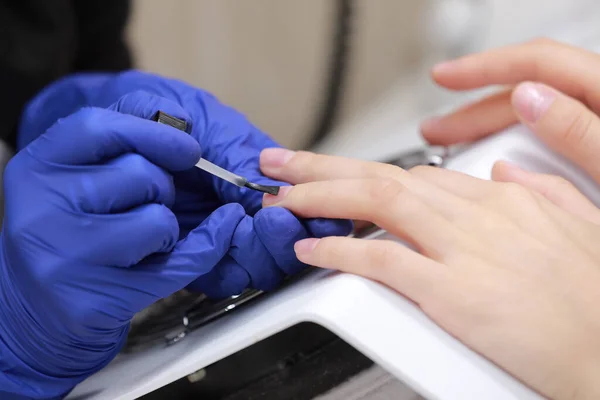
<box><xmin>220</xmin><ymin>174</ymin><xmax>289</xmax><ymax>215</ymax></box>
<box><xmin>491</xmin><ymin>159</ymin><xmax>513</xmax><ymax>175</ymax></box>
<box><xmin>419</xmin><ymin>114</ymin><xmax>466</xmax><ymax>146</ymax></box>
<box><xmin>419</xmin><ymin>117</ymin><xmax>449</xmax><ymax>145</ymax></box>
<box><xmin>432</xmin><ymin>61</ymin><xmax>457</xmax><ymax>77</ymax></box>
<box><xmin>511</xmin><ymin>82</ymin><xmax>557</xmax><ymax>124</ymax></box>
<box><xmin>182</xmin><ymin>139</ymin><xmax>202</xmax><ymax>168</ymax></box>
<box><xmin>160</xmin><ymin>129</ymin><xmax>201</xmax><ymax>171</ymax></box>
<box><xmin>294</xmin><ymin>238</ymin><xmax>320</xmax><ymax>259</ymax></box>
<box><xmin>431</xmin><ymin>59</ymin><xmax>465</xmax><ymax>88</ymax></box>
<box><xmin>491</xmin><ymin>160</ymin><xmax>523</xmax><ymax>182</ymax></box>
<box><xmin>419</xmin><ymin>117</ymin><xmax>443</xmax><ymax>134</ymax></box>
<box><xmin>157</xmin><ymin>206</ymin><xmax>180</xmax><ymax>252</ymax></box>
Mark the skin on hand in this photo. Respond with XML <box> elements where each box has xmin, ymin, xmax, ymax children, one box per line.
<box><xmin>420</xmin><ymin>38</ymin><xmax>600</xmax><ymax>182</ymax></box>
<box><xmin>260</xmin><ymin>148</ymin><xmax>600</xmax><ymax>400</ymax></box>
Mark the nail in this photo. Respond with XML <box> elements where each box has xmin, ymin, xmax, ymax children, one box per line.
<box><xmin>420</xmin><ymin>116</ymin><xmax>443</xmax><ymax>133</ymax></box>
<box><xmin>260</xmin><ymin>148</ymin><xmax>296</xmax><ymax>170</ymax></box>
<box><xmin>294</xmin><ymin>238</ymin><xmax>320</xmax><ymax>255</ymax></box>
<box><xmin>512</xmin><ymin>83</ymin><xmax>557</xmax><ymax>123</ymax></box>
<box><xmin>262</xmin><ymin>185</ymin><xmax>292</xmax><ymax>206</ymax></box>
<box><xmin>432</xmin><ymin>60</ymin><xmax>459</xmax><ymax>75</ymax></box>
<box><xmin>491</xmin><ymin>160</ymin><xmax>528</xmax><ymax>183</ymax></box>
<box><xmin>496</xmin><ymin>160</ymin><xmax>522</xmax><ymax>172</ymax></box>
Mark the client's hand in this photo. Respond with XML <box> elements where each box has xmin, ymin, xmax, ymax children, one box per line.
<box><xmin>260</xmin><ymin>148</ymin><xmax>600</xmax><ymax>400</ymax></box>
<box><xmin>420</xmin><ymin>38</ymin><xmax>600</xmax><ymax>185</ymax></box>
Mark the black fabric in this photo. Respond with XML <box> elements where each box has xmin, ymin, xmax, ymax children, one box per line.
<box><xmin>0</xmin><ymin>0</ymin><xmax>132</xmax><ymax>148</ymax></box>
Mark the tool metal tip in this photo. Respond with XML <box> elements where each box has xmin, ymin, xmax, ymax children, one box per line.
<box><xmin>243</xmin><ymin>182</ymin><xmax>280</xmax><ymax>195</ymax></box>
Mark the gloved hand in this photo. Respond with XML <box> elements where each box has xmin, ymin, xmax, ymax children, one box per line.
<box><xmin>18</xmin><ymin>71</ymin><xmax>353</xmax><ymax>297</ymax></box>
<box><xmin>0</xmin><ymin>95</ymin><xmax>251</xmax><ymax>399</ymax></box>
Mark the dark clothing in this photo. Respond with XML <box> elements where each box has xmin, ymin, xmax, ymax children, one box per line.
<box><xmin>0</xmin><ymin>0</ymin><xmax>132</xmax><ymax>148</ymax></box>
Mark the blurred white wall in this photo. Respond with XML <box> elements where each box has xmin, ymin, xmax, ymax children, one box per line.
<box><xmin>127</xmin><ymin>0</ymin><xmax>600</xmax><ymax>151</ymax></box>
<box><xmin>126</xmin><ymin>0</ymin><xmax>425</xmax><ymax>149</ymax></box>
<box><xmin>314</xmin><ymin>0</ymin><xmax>600</xmax><ymax>160</ymax></box>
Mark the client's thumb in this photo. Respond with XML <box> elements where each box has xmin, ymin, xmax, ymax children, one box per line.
<box><xmin>511</xmin><ymin>82</ymin><xmax>600</xmax><ymax>183</ymax></box>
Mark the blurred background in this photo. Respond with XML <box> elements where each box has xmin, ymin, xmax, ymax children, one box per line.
<box><xmin>126</xmin><ymin>0</ymin><xmax>600</xmax><ymax>160</ymax></box>
<box><xmin>75</xmin><ymin>2</ymin><xmax>600</xmax><ymax>399</ymax></box>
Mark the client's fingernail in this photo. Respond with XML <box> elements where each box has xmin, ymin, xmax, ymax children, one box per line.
<box><xmin>420</xmin><ymin>116</ymin><xmax>443</xmax><ymax>132</ymax></box>
<box><xmin>492</xmin><ymin>160</ymin><xmax>521</xmax><ymax>179</ymax></box>
<box><xmin>260</xmin><ymin>148</ymin><xmax>296</xmax><ymax>169</ymax></box>
<box><xmin>262</xmin><ymin>186</ymin><xmax>292</xmax><ymax>206</ymax></box>
<box><xmin>432</xmin><ymin>60</ymin><xmax>458</xmax><ymax>75</ymax></box>
<box><xmin>294</xmin><ymin>238</ymin><xmax>320</xmax><ymax>255</ymax></box>
<box><xmin>512</xmin><ymin>82</ymin><xmax>556</xmax><ymax>123</ymax></box>
<box><xmin>498</xmin><ymin>160</ymin><xmax>522</xmax><ymax>172</ymax></box>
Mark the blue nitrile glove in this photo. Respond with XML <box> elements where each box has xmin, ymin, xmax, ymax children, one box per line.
<box><xmin>0</xmin><ymin>97</ymin><xmax>250</xmax><ymax>399</ymax></box>
<box><xmin>18</xmin><ymin>71</ymin><xmax>353</xmax><ymax>297</ymax></box>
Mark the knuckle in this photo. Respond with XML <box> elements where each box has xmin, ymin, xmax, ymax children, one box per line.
<box><xmin>382</xmin><ymin>163</ymin><xmax>405</xmax><ymax>177</ymax></box>
<box><xmin>489</xmin><ymin>182</ymin><xmax>531</xmax><ymax>206</ymax></box>
<box><xmin>370</xmin><ymin>178</ymin><xmax>407</xmax><ymax>206</ymax></box>
<box><xmin>562</xmin><ymin>112</ymin><xmax>594</xmax><ymax>146</ymax></box>
<box><xmin>363</xmin><ymin>161</ymin><xmax>403</xmax><ymax>179</ymax></box>
<box><xmin>409</xmin><ymin>165</ymin><xmax>436</xmax><ymax>177</ymax></box>
<box><xmin>499</xmin><ymin>181</ymin><xmax>526</xmax><ymax>198</ymax></box>
<box><xmin>367</xmin><ymin>241</ymin><xmax>399</xmax><ymax>274</ymax></box>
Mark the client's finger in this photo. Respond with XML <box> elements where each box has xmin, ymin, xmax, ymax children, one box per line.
<box><xmin>421</xmin><ymin>89</ymin><xmax>517</xmax><ymax>145</ymax></box>
<box><xmin>511</xmin><ymin>82</ymin><xmax>600</xmax><ymax>183</ymax></box>
<box><xmin>294</xmin><ymin>236</ymin><xmax>449</xmax><ymax>304</ymax></box>
<box><xmin>263</xmin><ymin>179</ymin><xmax>467</xmax><ymax>258</ymax></box>
<box><xmin>431</xmin><ymin>39</ymin><xmax>600</xmax><ymax>111</ymax></box>
<box><xmin>260</xmin><ymin>149</ymin><xmax>405</xmax><ymax>184</ymax></box>
<box><xmin>261</xmin><ymin>150</ymin><xmax>489</xmax><ymax>228</ymax></box>
<box><xmin>492</xmin><ymin>161</ymin><xmax>600</xmax><ymax>224</ymax></box>
<box><xmin>408</xmin><ymin>165</ymin><xmax>494</xmax><ymax>199</ymax></box>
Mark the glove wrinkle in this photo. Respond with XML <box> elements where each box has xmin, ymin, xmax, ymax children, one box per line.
<box><xmin>227</xmin><ymin>215</ymin><xmax>283</xmax><ymax>292</ymax></box>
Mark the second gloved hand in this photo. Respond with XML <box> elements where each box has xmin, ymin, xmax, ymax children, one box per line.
<box><xmin>0</xmin><ymin>98</ymin><xmax>248</xmax><ymax>399</ymax></box>
<box><xmin>19</xmin><ymin>72</ymin><xmax>353</xmax><ymax>296</ymax></box>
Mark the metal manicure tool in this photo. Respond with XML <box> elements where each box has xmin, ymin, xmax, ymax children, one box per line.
<box><xmin>153</xmin><ymin>111</ymin><xmax>281</xmax><ymax>196</ymax></box>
